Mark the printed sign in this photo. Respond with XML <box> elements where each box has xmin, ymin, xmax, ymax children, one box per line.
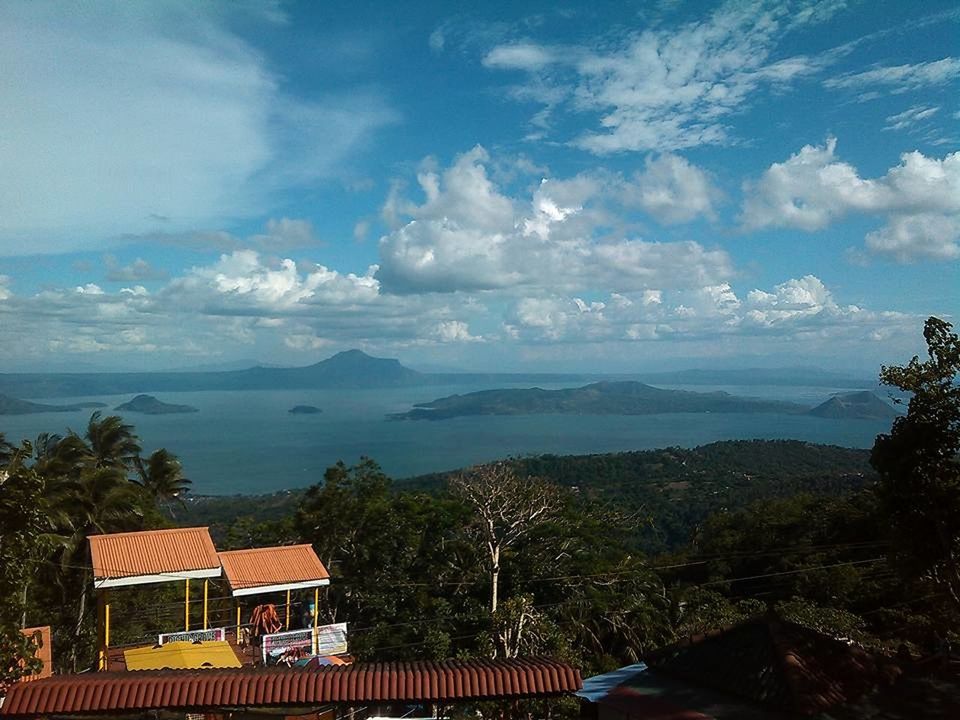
<box><xmin>262</xmin><ymin>628</ymin><xmax>315</xmax><ymax>665</ymax></box>
<box><xmin>315</xmin><ymin>623</ymin><xmax>348</xmax><ymax>656</ymax></box>
<box><xmin>158</xmin><ymin>628</ymin><xmax>226</xmax><ymax>645</ymax></box>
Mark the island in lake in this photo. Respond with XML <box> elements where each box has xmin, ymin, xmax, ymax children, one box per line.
<box><xmin>114</xmin><ymin>394</ymin><xmax>198</xmax><ymax>415</ymax></box>
<box><xmin>0</xmin><ymin>394</ymin><xmax>106</xmax><ymax>415</ymax></box>
<box><xmin>808</xmin><ymin>391</ymin><xmax>898</xmax><ymax>420</ymax></box>
<box><xmin>289</xmin><ymin>405</ymin><xmax>322</xmax><ymax>414</ymax></box>
<box><xmin>390</xmin><ymin>381</ymin><xmax>806</xmax><ymax>421</ymax></box>
<box><xmin>391</xmin><ymin>383</ymin><xmax>901</xmax><ymax>422</ymax></box>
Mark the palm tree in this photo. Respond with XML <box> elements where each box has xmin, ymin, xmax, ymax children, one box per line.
<box><xmin>85</xmin><ymin>412</ymin><xmax>141</xmax><ymax>470</ymax></box>
<box><xmin>135</xmin><ymin>449</ymin><xmax>192</xmax><ymax>516</ymax></box>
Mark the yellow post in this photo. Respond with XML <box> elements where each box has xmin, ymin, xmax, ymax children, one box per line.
<box><xmin>313</xmin><ymin>586</ymin><xmax>319</xmax><ymax>655</ymax></box>
<box><xmin>184</xmin><ymin>578</ymin><xmax>190</xmax><ymax>631</ymax></box>
<box><xmin>104</xmin><ymin>593</ymin><xmax>111</xmax><ymax>672</ymax></box>
<box><xmin>203</xmin><ymin>579</ymin><xmax>209</xmax><ymax>631</ymax></box>
<box><xmin>236</xmin><ymin>601</ymin><xmax>241</xmax><ymax>641</ymax></box>
<box><xmin>285</xmin><ymin>589</ymin><xmax>291</xmax><ymax>630</ymax></box>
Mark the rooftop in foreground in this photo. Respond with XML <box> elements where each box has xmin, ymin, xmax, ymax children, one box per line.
<box><xmin>0</xmin><ymin>658</ymin><xmax>582</xmax><ymax>716</ymax></box>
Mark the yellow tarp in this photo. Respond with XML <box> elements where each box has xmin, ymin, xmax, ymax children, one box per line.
<box><xmin>124</xmin><ymin>640</ymin><xmax>242</xmax><ymax>670</ymax></box>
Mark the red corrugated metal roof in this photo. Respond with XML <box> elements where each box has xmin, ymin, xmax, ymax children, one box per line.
<box><xmin>89</xmin><ymin>527</ymin><xmax>220</xmax><ymax>583</ymax></box>
<box><xmin>0</xmin><ymin>659</ymin><xmax>581</xmax><ymax>715</ymax></box>
<box><xmin>219</xmin><ymin>545</ymin><xmax>329</xmax><ymax>591</ymax></box>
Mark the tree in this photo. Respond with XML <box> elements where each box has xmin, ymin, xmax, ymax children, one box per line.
<box><xmin>135</xmin><ymin>449</ymin><xmax>191</xmax><ymax>515</ymax></box>
<box><xmin>451</xmin><ymin>462</ymin><xmax>563</xmax><ymax>616</ymax></box>
<box><xmin>0</xmin><ymin>447</ymin><xmax>49</xmax><ymax>687</ymax></box>
<box><xmin>85</xmin><ymin>412</ymin><xmax>141</xmax><ymax>470</ymax></box>
<box><xmin>871</xmin><ymin>316</ymin><xmax>960</xmax><ymax>609</ymax></box>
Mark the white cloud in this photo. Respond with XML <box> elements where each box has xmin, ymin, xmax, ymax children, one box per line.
<box><xmin>622</xmin><ymin>154</ymin><xmax>720</xmax><ymax>224</ymax></box>
<box><xmin>377</xmin><ymin>146</ymin><xmax>733</xmax><ymax>294</ymax></box>
<box><xmin>169</xmin><ymin>250</ymin><xmax>381</xmax><ymax>312</ymax></box>
<box><xmin>825</xmin><ymin>57</ymin><xmax>960</xmax><ymax>93</ymax></box>
<box><xmin>0</xmin><ymin>2</ymin><xmax>394</xmax><ymax>254</ymax></box>
<box><xmin>883</xmin><ymin>105</ymin><xmax>940</xmax><ymax>131</ymax></box>
<box><xmin>481</xmin><ymin>1</ymin><xmax>832</xmax><ymax>153</ymax></box>
<box><xmin>483</xmin><ymin>43</ymin><xmax>558</xmax><ymax>71</ymax></box>
<box><xmin>865</xmin><ymin>213</ymin><xmax>960</xmax><ymax>262</ymax></box>
<box><xmin>504</xmin><ymin>274</ymin><xmax>917</xmax><ymax>354</ymax></box>
<box><xmin>741</xmin><ymin>138</ymin><xmax>960</xmax><ymax>261</ymax></box>
<box><xmin>433</xmin><ymin>320</ymin><xmax>483</xmax><ymax>343</ymax></box>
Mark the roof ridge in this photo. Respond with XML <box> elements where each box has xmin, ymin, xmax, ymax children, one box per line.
<box><xmin>89</xmin><ymin>526</ymin><xmax>210</xmax><ymax>541</ymax></box>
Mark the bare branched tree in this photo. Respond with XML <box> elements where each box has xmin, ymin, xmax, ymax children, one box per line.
<box><xmin>450</xmin><ymin>462</ymin><xmax>563</xmax><ymax>617</ymax></box>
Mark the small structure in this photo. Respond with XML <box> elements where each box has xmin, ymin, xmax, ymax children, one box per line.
<box><xmin>0</xmin><ymin>658</ymin><xmax>582</xmax><ymax>719</ymax></box>
<box><xmin>123</xmin><ymin>641</ymin><xmax>242</xmax><ymax>671</ymax></box>
<box><xmin>579</xmin><ymin>616</ymin><xmax>900</xmax><ymax>719</ymax></box>
<box><xmin>219</xmin><ymin>545</ymin><xmax>331</xmax><ymax>658</ymax></box>
<box><xmin>15</xmin><ymin>627</ymin><xmax>52</xmax><ymax>683</ymax></box>
<box><xmin>88</xmin><ymin>527</ymin><xmax>222</xmax><ymax>670</ymax></box>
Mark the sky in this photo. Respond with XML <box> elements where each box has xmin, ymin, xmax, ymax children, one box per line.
<box><xmin>0</xmin><ymin>0</ymin><xmax>957</xmax><ymax>373</ymax></box>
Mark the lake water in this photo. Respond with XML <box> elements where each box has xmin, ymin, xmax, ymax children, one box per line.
<box><xmin>1</xmin><ymin>383</ymin><xmax>891</xmax><ymax>494</ymax></box>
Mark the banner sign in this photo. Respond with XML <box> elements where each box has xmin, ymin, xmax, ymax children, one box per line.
<box><xmin>262</xmin><ymin>628</ymin><xmax>315</xmax><ymax>665</ymax></box>
<box><xmin>315</xmin><ymin>623</ymin><xmax>348</xmax><ymax>656</ymax></box>
<box><xmin>158</xmin><ymin>628</ymin><xmax>226</xmax><ymax>645</ymax></box>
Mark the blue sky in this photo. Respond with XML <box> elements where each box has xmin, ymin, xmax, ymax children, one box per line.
<box><xmin>0</xmin><ymin>0</ymin><xmax>957</xmax><ymax>373</ymax></box>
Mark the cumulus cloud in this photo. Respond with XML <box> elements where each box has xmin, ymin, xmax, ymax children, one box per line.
<box><xmin>825</xmin><ymin>57</ymin><xmax>960</xmax><ymax>93</ymax></box>
<box><xmin>621</xmin><ymin>154</ymin><xmax>720</xmax><ymax>224</ymax></box>
<box><xmin>0</xmin><ymin>2</ymin><xmax>394</xmax><ymax>254</ymax></box>
<box><xmin>504</xmin><ymin>274</ymin><xmax>916</xmax><ymax>356</ymax></box>
<box><xmin>377</xmin><ymin>146</ymin><xmax>733</xmax><ymax>294</ymax></box>
<box><xmin>433</xmin><ymin>320</ymin><xmax>483</xmax><ymax>343</ymax></box>
<box><xmin>741</xmin><ymin>138</ymin><xmax>960</xmax><ymax>261</ymax></box>
<box><xmin>480</xmin><ymin>1</ymin><xmax>834</xmax><ymax>152</ymax></box>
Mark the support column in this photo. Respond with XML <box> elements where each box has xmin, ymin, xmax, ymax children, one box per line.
<box><xmin>203</xmin><ymin>579</ymin><xmax>209</xmax><ymax>631</ymax></box>
<box><xmin>236</xmin><ymin>601</ymin><xmax>241</xmax><ymax>639</ymax></box>
<box><xmin>104</xmin><ymin>594</ymin><xmax>110</xmax><ymax>671</ymax></box>
<box><xmin>285</xmin><ymin>589</ymin><xmax>291</xmax><ymax>630</ymax></box>
<box><xmin>313</xmin><ymin>586</ymin><xmax>319</xmax><ymax>655</ymax></box>
<box><xmin>184</xmin><ymin>578</ymin><xmax>190</xmax><ymax>631</ymax></box>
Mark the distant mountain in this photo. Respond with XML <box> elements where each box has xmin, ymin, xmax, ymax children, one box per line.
<box><xmin>0</xmin><ymin>350</ymin><xmax>426</xmax><ymax>398</ymax></box>
<box><xmin>390</xmin><ymin>381</ymin><xmax>805</xmax><ymax>421</ymax></box>
<box><xmin>807</xmin><ymin>391</ymin><xmax>898</xmax><ymax>420</ymax></box>
<box><xmin>633</xmin><ymin>367</ymin><xmax>875</xmax><ymax>388</ymax></box>
<box><xmin>0</xmin><ymin>394</ymin><xmax>105</xmax><ymax>415</ymax></box>
<box><xmin>114</xmin><ymin>395</ymin><xmax>198</xmax><ymax>415</ymax></box>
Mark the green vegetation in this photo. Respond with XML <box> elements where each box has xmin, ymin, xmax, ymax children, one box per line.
<box><xmin>1</xmin><ymin>316</ymin><xmax>958</xmax><ymax>683</ymax></box>
<box><xmin>392</xmin><ymin>381</ymin><xmax>805</xmax><ymax>420</ymax></box>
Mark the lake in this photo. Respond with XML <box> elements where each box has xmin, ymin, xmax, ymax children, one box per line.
<box><xmin>1</xmin><ymin>382</ymin><xmax>891</xmax><ymax>494</ymax></box>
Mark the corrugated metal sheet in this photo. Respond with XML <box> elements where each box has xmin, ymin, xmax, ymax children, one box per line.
<box><xmin>0</xmin><ymin>659</ymin><xmax>581</xmax><ymax>716</ymax></box>
<box><xmin>88</xmin><ymin>527</ymin><xmax>220</xmax><ymax>582</ymax></box>
<box><xmin>219</xmin><ymin>545</ymin><xmax>330</xmax><ymax>591</ymax></box>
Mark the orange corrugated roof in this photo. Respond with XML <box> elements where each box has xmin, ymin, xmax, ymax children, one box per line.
<box><xmin>89</xmin><ymin>527</ymin><xmax>220</xmax><ymax>584</ymax></box>
<box><xmin>219</xmin><ymin>545</ymin><xmax>329</xmax><ymax>592</ymax></box>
